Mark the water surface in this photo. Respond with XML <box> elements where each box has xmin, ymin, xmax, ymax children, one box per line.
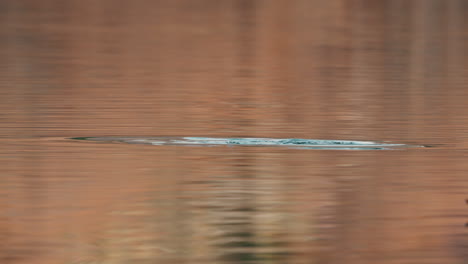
<box><xmin>1</xmin><ymin>1</ymin><xmax>468</xmax><ymax>264</ymax></box>
<box><xmin>72</xmin><ymin>136</ymin><xmax>424</xmax><ymax>150</ymax></box>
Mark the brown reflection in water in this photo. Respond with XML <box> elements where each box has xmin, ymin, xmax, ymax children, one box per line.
<box><xmin>1</xmin><ymin>0</ymin><xmax>468</xmax><ymax>264</ymax></box>
<box><xmin>0</xmin><ymin>0</ymin><xmax>466</xmax><ymax>143</ymax></box>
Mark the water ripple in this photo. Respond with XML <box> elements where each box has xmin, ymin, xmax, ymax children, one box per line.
<box><xmin>71</xmin><ymin>137</ymin><xmax>424</xmax><ymax>150</ymax></box>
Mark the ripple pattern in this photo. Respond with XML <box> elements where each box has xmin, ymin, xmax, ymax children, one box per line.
<box><xmin>72</xmin><ymin>137</ymin><xmax>423</xmax><ymax>150</ymax></box>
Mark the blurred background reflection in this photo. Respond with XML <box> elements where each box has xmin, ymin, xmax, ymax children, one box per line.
<box><xmin>1</xmin><ymin>0</ymin><xmax>468</xmax><ymax>263</ymax></box>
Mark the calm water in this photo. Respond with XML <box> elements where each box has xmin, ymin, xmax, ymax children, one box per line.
<box><xmin>1</xmin><ymin>1</ymin><xmax>468</xmax><ymax>263</ymax></box>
